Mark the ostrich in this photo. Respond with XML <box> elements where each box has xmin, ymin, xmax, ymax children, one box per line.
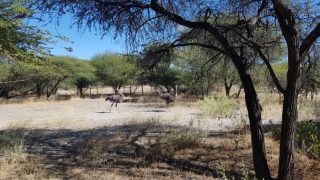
<box><xmin>156</xmin><ymin>90</ymin><xmax>176</xmax><ymax>111</ymax></box>
<box><xmin>105</xmin><ymin>92</ymin><xmax>125</xmax><ymax>112</ymax></box>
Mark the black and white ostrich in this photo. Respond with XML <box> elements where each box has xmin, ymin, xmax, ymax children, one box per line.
<box><xmin>105</xmin><ymin>92</ymin><xmax>125</xmax><ymax>112</ymax></box>
<box><xmin>156</xmin><ymin>90</ymin><xmax>176</xmax><ymax>111</ymax></box>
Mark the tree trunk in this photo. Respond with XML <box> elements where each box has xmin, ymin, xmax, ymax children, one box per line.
<box><xmin>236</xmin><ymin>85</ymin><xmax>243</xmax><ymax>98</ymax></box>
<box><xmin>277</xmin><ymin>40</ymin><xmax>301</xmax><ymax>180</ymax></box>
<box><xmin>0</xmin><ymin>89</ymin><xmax>9</xmax><ymax>99</ymax></box>
<box><xmin>142</xmin><ymin>85</ymin><xmax>144</xmax><ymax>95</ymax></box>
<box><xmin>35</xmin><ymin>82</ymin><xmax>43</xmax><ymax>98</ymax></box>
<box><xmin>241</xmin><ymin>74</ymin><xmax>273</xmax><ymax>180</ymax></box>
<box><xmin>79</xmin><ymin>88</ymin><xmax>84</xmax><ymax>97</ymax></box>
<box><xmin>224</xmin><ymin>82</ymin><xmax>231</xmax><ymax>97</ymax></box>
<box><xmin>278</xmin><ymin>90</ymin><xmax>298</xmax><ymax>179</ymax></box>
<box><xmin>47</xmin><ymin>76</ymin><xmax>68</xmax><ymax>98</ymax></box>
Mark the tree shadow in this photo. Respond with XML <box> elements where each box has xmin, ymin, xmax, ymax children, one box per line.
<box><xmin>1</xmin><ymin>124</ymin><xmax>257</xmax><ymax>179</ymax></box>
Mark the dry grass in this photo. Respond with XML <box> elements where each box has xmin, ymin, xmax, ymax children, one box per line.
<box><xmin>0</xmin><ymin>90</ymin><xmax>320</xmax><ymax>179</ymax></box>
<box><xmin>1</xmin><ymin>118</ymin><xmax>320</xmax><ymax>180</ymax></box>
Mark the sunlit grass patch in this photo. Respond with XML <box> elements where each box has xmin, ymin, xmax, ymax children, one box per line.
<box><xmin>198</xmin><ymin>96</ymin><xmax>237</xmax><ymax>118</ymax></box>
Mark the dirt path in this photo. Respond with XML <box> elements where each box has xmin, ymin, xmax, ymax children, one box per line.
<box><xmin>0</xmin><ymin>98</ymin><xmax>241</xmax><ymax>131</ymax></box>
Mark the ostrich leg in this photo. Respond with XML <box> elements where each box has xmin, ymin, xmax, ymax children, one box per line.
<box><xmin>109</xmin><ymin>102</ymin><xmax>115</xmax><ymax>112</ymax></box>
<box><xmin>115</xmin><ymin>102</ymin><xmax>120</xmax><ymax>112</ymax></box>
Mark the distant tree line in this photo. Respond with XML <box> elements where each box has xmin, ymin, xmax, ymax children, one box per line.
<box><xmin>2</xmin><ymin>47</ymin><xmax>320</xmax><ymax>100</ymax></box>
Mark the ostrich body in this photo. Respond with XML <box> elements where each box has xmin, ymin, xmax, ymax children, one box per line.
<box><xmin>157</xmin><ymin>90</ymin><xmax>176</xmax><ymax>111</ymax></box>
<box><xmin>105</xmin><ymin>93</ymin><xmax>125</xmax><ymax>112</ymax></box>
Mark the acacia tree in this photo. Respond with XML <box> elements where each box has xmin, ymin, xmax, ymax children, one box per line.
<box><xmin>0</xmin><ymin>0</ymin><xmax>72</xmax><ymax>61</ymax></box>
<box><xmin>177</xmin><ymin>47</ymin><xmax>219</xmax><ymax>98</ymax></box>
<box><xmin>35</xmin><ymin>1</ymin><xmax>320</xmax><ymax>179</ymax></box>
<box><xmin>72</xmin><ymin>59</ymin><xmax>96</xmax><ymax>97</ymax></box>
<box><xmin>134</xmin><ymin>43</ymin><xmax>181</xmax><ymax>93</ymax></box>
<box><xmin>0</xmin><ymin>59</ymin><xmax>31</xmax><ymax>98</ymax></box>
<box><xmin>0</xmin><ymin>57</ymin><xmax>69</xmax><ymax>98</ymax></box>
<box><xmin>91</xmin><ymin>52</ymin><xmax>136</xmax><ymax>93</ymax></box>
<box><xmin>48</xmin><ymin>56</ymin><xmax>96</xmax><ymax>97</ymax></box>
<box><xmin>0</xmin><ymin>0</ymin><xmax>73</xmax><ymax>98</ymax></box>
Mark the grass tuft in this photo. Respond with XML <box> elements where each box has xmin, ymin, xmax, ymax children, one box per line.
<box><xmin>198</xmin><ymin>96</ymin><xmax>237</xmax><ymax>118</ymax></box>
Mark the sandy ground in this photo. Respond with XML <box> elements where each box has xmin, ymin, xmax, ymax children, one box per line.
<box><xmin>0</xmin><ymin>98</ymin><xmax>249</xmax><ymax>132</ymax></box>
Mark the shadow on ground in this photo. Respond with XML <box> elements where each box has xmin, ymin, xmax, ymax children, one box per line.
<box><xmin>1</xmin><ymin>123</ymin><xmax>251</xmax><ymax>179</ymax></box>
<box><xmin>3</xmin><ymin>121</ymin><xmax>319</xmax><ymax>179</ymax></box>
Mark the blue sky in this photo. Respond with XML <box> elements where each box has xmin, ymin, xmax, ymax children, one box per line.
<box><xmin>30</xmin><ymin>15</ymin><xmax>126</xmax><ymax>60</ymax></box>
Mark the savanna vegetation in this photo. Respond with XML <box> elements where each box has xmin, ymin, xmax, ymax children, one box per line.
<box><xmin>1</xmin><ymin>0</ymin><xmax>320</xmax><ymax>179</ymax></box>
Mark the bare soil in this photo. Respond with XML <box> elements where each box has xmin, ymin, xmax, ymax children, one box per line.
<box><xmin>0</xmin><ymin>97</ymin><xmax>243</xmax><ymax>131</ymax></box>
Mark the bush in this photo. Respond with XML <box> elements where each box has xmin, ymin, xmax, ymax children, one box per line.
<box><xmin>272</xmin><ymin>127</ymin><xmax>282</xmax><ymax>141</ymax></box>
<box><xmin>167</xmin><ymin>131</ymin><xmax>201</xmax><ymax>150</ymax></box>
<box><xmin>296</xmin><ymin>120</ymin><xmax>320</xmax><ymax>155</ymax></box>
<box><xmin>198</xmin><ymin>96</ymin><xmax>237</xmax><ymax>118</ymax></box>
<box><xmin>144</xmin><ymin>130</ymin><xmax>204</xmax><ymax>163</ymax></box>
<box><xmin>272</xmin><ymin>119</ymin><xmax>320</xmax><ymax>156</ymax></box>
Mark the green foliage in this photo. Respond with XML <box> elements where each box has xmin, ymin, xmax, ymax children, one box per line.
<box><xmin>0</xmin><ymin>55</ymin><xmax>96</xmax><ymax>98</ymax></box>
<box><xmin>272</xmin><ymin>127</ymin><xmax>282</xmax><ymax>141</ymax></box>
<box><xmin>271</xmin><ymin>62</ymin><xmax>288</xmax><ymax>87</ymax></box>
<box><xmin>198</xmin><ymin>96</ymin><xmax>237</xmax><ymax>118</ymax></box>
<box><xmin>272</xmin><ymin>120</ymin><xmax>320</xmax><ymax>156</ymax></box>
<box><xmin>0</xmin><ymin>0</ymin><xmax>72</xmax><ymax>62</ymax></box>
<box><xmin>176</xmin><ymin>47</ymin><xmax>218</xmax><ymax>97</ymax></box>
<box><xmin>150</xmin><ymin>63</ymin><xmax>181</xmax><ymax>92</ymax></box>
<box><xmin>72</xmin><ymin>60</ymin><xmax>96</xmax><ymax>95</ymax></box>
<box><xmin>240</xmin><ymin>165</ymin><xmax>250</xmax><ymax>180</ymax></box>
<box><xmin>48</xmin><ymin>56</ymin><xmax>96</xmax><ymax>95</ymax></box>
<box><xmin>0</xmin><ymin>60</ymin><xmax>35</xmax><ymax>98</ymax></box>
<box><xmin>296</xmin><ymin>120</ymin><xmax>320</xmax><ymax>155</ymax></box>
<box><xmin>18</xmin><ymin>56</ymin><xmax>73</xmax><ymax>97</ymax></box>
<box><xmin>136</xmin><ymin>43</ymin><xmax>175</xmax><ymax>70</ymax></box>
<box><xmin>216</xmin><ymin>162</ymin><xmax>228</xmax><ymax>180</ymax></box>
<box><xmin>133</xmin><ymin>43</ymin><xmax>182</xmax><ymax>92</ymax></box>
<box><xmin>0</xmin><ymin>0</ymin><xmax>73</xmax><ymax>97</ymax></box>
<box><xmin>91</xmin><ymin>52</ymin><xmax>136</xmax><ymax>92</ymax></box>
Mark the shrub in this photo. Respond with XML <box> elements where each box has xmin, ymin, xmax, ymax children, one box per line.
<box><xmin>296</xmin><ymin>120</ymin><xmax>320</xmax><ymax>155</ymax></box>
<box><xmin>272</xmin><ymin>119</ymin><xmax>320</xmax><ymax>156</ymax></box>
<box><xmin>198</xmin><ymin>96</ymin><xmax>237</xmax><ymax>118</ymax></box>
<box><xmin>272</xmin><ymin>127</ymin><xmax>282</xmax><ymax>141</ymax></box>
<box><xmin>144</xmin><ymin>130</ymin><xmax>204</xmax><ymax>163</ymax></box>
<box><xmin>167</xmin><ymin>131</ymin><xmax>202</xmax><ymax>150</ymax></box>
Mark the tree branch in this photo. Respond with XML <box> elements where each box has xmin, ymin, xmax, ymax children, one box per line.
<box><xmin>300</xmin><ymin>23</ymin><xmax>320</xmax><ymax>59</ymax></box>
<box><xmin>228</xmin><ymin>25</ymin><xmax>285</xmax><ymax>93</ymax></box>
